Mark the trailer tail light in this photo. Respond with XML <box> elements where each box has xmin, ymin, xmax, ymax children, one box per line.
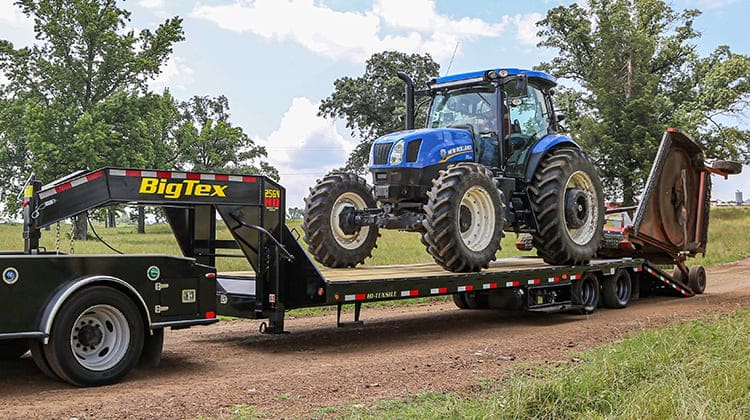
<box><xmin>205</xmin><ymin>311</ymin><xmax>216</xmax><ymax>319</ymax></box>
<box><xmin>205</xmin><ymin>272</ymin><xmax>216</xmax><ymax>279</ymax></box>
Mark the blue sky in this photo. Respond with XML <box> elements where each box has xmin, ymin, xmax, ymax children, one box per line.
<box><xmin>1</xmin><ymin>0</ymin><xmax>749</xmax><ymax>207</ymax></box>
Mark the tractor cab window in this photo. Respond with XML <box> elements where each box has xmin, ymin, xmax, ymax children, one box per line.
<box><xmin>503</xmin><ymin>83</ymin><xmax>554</xmax><ymax>177</ymax></box>
<box><xmin>504</xmin><ymin>83</ymin><xmax>553</xmax><ymax>141</ymax></box>
<box><xmin>428</xmin><ymin>87</ymin><xmax>499</xmax><ymax>166</ymax></box>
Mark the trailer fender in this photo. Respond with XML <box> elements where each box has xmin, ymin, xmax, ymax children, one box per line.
<box><xmin>38</xmin><ymin>275</ymin><xmax>151</xmax><ymax>344</ymax></box>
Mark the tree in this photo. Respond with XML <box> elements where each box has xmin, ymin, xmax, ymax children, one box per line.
<box><xmin>319</xmin><ymin>51</ymin><xmax>440</xmax><ymax>171</ymax></box>
<box><xmin>0</xmin><ymin>0</ymin><xmax>184</xmax><ymax>237</ymax></box>
<box><xmin>175</xmin><ymin>95</ymin><xmax>278</xmax><ymax>179</ymax></box>
<box><xmin>537</xmin><ymin>0</ymin><xmax>750</xmax><ymax>204</ymax></box>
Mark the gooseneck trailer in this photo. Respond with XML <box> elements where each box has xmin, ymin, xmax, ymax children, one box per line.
<box><xmin>0</xmin><ymin>130</ymin><xmax>735</xmax><ymax>386</ymax></box>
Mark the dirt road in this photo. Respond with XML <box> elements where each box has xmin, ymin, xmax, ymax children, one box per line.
<box><xmin>2</xmin><ymin>259</ymin><xmax>749</xmax><ymax>419</ymax></box>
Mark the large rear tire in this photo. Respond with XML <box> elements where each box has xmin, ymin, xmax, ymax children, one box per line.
<box><xmin>43</xmin><ymin>286</ymin><xmax>144</xmax><ymax>387</ymax></box>
<box><xmin>303</xmin><ymin>173</ymin><xmax>379</xmax><ymax>268</ymax></box>
<box><xmin>422</xmin><ymin>163</ymin><xmax>504</xmax><ymax>272</ymax></box>
<box><xmin>530</xmin><ymin>148</ymin><xmax>605</xmax><ymax>265</ymax></box>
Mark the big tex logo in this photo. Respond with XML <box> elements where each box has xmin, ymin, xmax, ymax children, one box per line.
<box><xmin>139</xmin><ymin>178</ymin><xmax>227</xmax><ymax>199</ymax></box>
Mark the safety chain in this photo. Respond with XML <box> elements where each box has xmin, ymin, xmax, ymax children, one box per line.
<box><xmin>69</xmin><ymin>220</ymin><xmax>76</xmax><ymax>255</ymax></box>
<box><xmin>54</xmin><ymin>222</ymin><xmax>61</xmax><ymax>255</ymax></box>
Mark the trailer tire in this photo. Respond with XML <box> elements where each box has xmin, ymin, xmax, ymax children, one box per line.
<box><xmin>601</xmin><ymin>269</ymin><xmax>631</xmax><ymax>308</ymax></box>
<box><xmin>572</xmin><ymin>273</ymin><xmax>599</xmax><ymax>314</ymax></box>
<box><xmin>43</xmin><ymin>286</ymin><xmax>144</xmax><ymax>387</ymax></box>
<box><xmin>0</xmin><ymin>339</ymin><xmax>29</xmax><ymax>359</ymax></box>
<box><xmin>530</xmin><ymin>148</ymin><xmax>604</xmax><ymax>265</ymax></box>
<box><xmin>303</xmin><ymin>173</ymin><xmax>379</xmax><ymax>268</ymax></box>
<box><xmin>452</xmin><ymin>293</ymin><xmax>470</xmax><ymax>309</ymax></box>
<box><xmin>30</xmin><ymin>339</ymin><xmax>59</xmax><ymax>380</ymax></box>
<box><xmin>688</xmin><ymin>265</ymin><xmax>707</xmax><ymax>294</ymax></box>
<box><xmin>422</xmin><ymin>163</ymin><xmax>504</xmax><ymax>272</ymax></box>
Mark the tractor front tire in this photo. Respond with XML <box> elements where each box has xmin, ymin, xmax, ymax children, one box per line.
<box><xmin>422</xmin><ymin>163</ymin><xmax>504</xmax><ymax>272</ymax></box>
<box><xmin>530</xmin><ymin>148</ymin><xmax>605</xmax><ymax>265</ymax></box>
<box><xmin>303</xmin><ymin>173</ymin><xmax>379</xmax><ymax>268</ymax></box>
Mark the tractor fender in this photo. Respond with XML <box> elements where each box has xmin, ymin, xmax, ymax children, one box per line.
<box><xmin>523</xmin><ymin>134</ymin><xmax>580</xmax><ymax>183</ymax></box>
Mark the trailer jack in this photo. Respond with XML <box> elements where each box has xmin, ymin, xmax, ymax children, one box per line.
<box><xmin>336</xmin><ymin>302</ymin><xmax>363</xmax><ymax>328</ymax></box>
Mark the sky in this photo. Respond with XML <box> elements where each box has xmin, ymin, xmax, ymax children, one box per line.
<box><xmin>1</xmin><ymin>0</ymin><xmax>749</xmax><ymax>208</ymax></box>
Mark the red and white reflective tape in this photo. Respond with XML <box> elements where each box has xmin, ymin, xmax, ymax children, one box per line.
<box><xmin>430</xmin><ymin>287</ymin><xmax>448</xmax><ymax>295</ymax></box>
<box><xmin>457</xmin><ymin>285</ymin><xmax>474</xmax><ymax>292</ymax></box>
<box><xmin>400</xmin><ymin>289</ymin><xmax>419</xmax><ymax>297</ymax></box>
<box><xmin>39</xmin><ymin>170</ymin><xmax>104</xmax><ymax>200</ymax></box>
<box><xmin>505</xmin><ymin>281</ymin><xmax>520</xmax><ymax>287</ymax></box>
<box><xmin>109</xmin><ymin>169</ymin><xmax>257</xmax><ymax>183</ymax></box>
<box><xmin>634</xmin><ymin>266</ymin><xmax>643</xmax><ymax>272</ymax></box>
<box><xmin>570</xmin><ymin>274</ymin><xmax>581</xmax><ymax>280</ymax></box>
<box><xmin>547</xmin><ymin>276</ymin><xmax>560</xmax><ymax>283</ymax></box>
<box><xmin>482</xmin><ymin>283</ymin><xmax>498</xmax><ymax>290</ymax></box>
<box><xmin>344</xmin><ymin>293</ymin><xmax>366</xmax><ymax>302</ymax></box>
<box><xmin>528</xmin><ymin>278</ymin><xmax>541</xmax><ymax>285</ymax></box>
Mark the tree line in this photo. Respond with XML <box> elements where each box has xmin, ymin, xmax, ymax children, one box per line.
<box><xmin>0</xmin><ymin>0</ymin><xmax>277</xmax><ymax>237</ymax></box>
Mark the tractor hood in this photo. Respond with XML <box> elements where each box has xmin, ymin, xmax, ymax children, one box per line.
<box><xmin>369</xmin><ymin>128</ymin><xmax>474</xmax><ymax>169</ymax></box>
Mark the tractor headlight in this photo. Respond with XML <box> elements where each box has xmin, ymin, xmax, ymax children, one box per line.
<box><xmin>390</xmin><ymin>139</ymin><xmax>405</xmax><ymax>165</ymax></box>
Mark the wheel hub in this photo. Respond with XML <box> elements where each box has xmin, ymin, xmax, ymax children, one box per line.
<box><xmin>76</xmin><ymin>323</ymin><xmax>104</xmax><ymax>348</ymax></box>
<box><xmin>459</xmin><ymin>205</ymin><xmax>472</xmax><ymax>233</ymax></box>
<box><xmin>565</xmin><ymin>188</ymin><xmax>588</xmax><ymax>229</ymax></box>
<box><xmin>338</xmin><ymin>206</ymin><xmax>359</xmax><ymax>235</ymax></box>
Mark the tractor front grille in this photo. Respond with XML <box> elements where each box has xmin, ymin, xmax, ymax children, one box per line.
<box><xmin>373</xmin><ymin>142</ymin><xmax>392</xmax><ymax>165</ymax></box>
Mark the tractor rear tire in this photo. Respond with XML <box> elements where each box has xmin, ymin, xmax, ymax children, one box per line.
<box><xmin>530</xmin><ymin>148</ymin><xmax>605</xmax><ymax>265</ymax></box>
<box><xmin>422</xmin><ymin>163</ymin><xmax>504</xmax><ymax>272</ymax></box>
<box><xmin>303</xmin><ymin>173</ymin><xmax>379</xmax><ymax>268</ymax></box>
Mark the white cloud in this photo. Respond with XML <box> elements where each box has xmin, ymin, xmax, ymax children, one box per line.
<box><xmin>0</xmin><ymin>2</ymin><xmax>29</xmax><ymax>26</ymax></box>
<box><xmin>512</xmin><ymin>13</ymin><xmax>543</xmax><ymax>46</ymax></box>
<box><xmin>190</xmin><ymin>0</ymin><xmax>514</xmax><ymax>62</ymax></box>
<box><xmin>257</xmin><ymin>97</ymin><xmax>355</xmax><ymax>208</ymax></box>
<box><xmin>147</xmin><ymin>56</ymin><xmax>195</xmax><ymax>92</ymax></box>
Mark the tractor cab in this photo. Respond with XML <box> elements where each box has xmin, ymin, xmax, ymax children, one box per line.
<box><xmin>426</xmin><ymin>69</ymin><xmax>559</xmax><ymax>175</ymax></box>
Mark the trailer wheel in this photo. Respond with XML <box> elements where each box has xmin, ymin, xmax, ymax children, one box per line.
<box><xmin>452</xmin><ymin>293</ymin><xmax>469</xmax><ymax>309</ymax></box>
<box><xmin>0</xmin><ymin>339</ymin><xmax>29</xmax><ymax>360</ymax></box>
<box><xmin>422</xmin><ymin>163</ymin><xmax>504</xmax><ymax>272</ymax></box>
<box><xmin>601</xmin><ymin>269</ymin><xmax>631</xmax><ymax>308</ymax></box>
<box><xmin>530</xmin><ymin>148</ymin><xmax>604</xmax><ymax>265</ymax></box>
<box><xmin>43</xmin><ymin>286</ymin><xmax>144</xmax><ymax>387</ymax></box>
<box><xmin>29</xmin><ymin>339</ymin><xmax>59</xmax><ymax>380</ymax></box>
<box><xmin>688</xmin><ymin>265</ymin><xmax>707</xmax><ymax>294</ymax></box>
<box><xmin>303</xmin><ymin>173</ymin><xmax>379</xmax><ymax>268</ymax></box>
<box><xmin>572</xmin><ymin>273</ymin><xmax>600</xmax><ymax>314</ymax></box>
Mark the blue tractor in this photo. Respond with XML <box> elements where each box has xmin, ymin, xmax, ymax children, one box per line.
<box><xmin>303</xmin><ymin>68</ymin><xmax>605</xmax><ymax>272</ymax></box>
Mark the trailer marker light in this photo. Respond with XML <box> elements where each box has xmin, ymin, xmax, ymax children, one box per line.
<box><xmin>561</xmin><ymin>274</ymin><xmax>569</xmax><ymax>280</ymax></box>
<box><xmin>334</xmin><ymin>293</ymin><xmax>340</xmax><ymax>301</ymax></box>
<box><xmin>205</xmin><ymin>311</ymin><xmax>216</xmax><ymax>319</ymax></box>
<box><xmin>205</xmin><ymin>272</ymin><xmax>216</xmax><ymax>279</ymax></box>
<box><xmin>317</xmin><ymin>288</ymin><xmax>324</xmax><ymax>296</ymax></box>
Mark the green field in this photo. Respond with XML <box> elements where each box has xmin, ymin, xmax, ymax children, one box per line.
<box><xmin>1</xmin><ymin>206</ymin><xmax>746</xmax><ymax>269</ymax></box>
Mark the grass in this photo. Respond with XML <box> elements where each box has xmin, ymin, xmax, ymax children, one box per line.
<box><xmin>344</xmin><ymin>310</ymin><xmax>750</xmax><ymax>419</ymax></box>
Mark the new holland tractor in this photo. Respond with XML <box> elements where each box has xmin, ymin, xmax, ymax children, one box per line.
<box><xmin>303</xmin><ymin>68</ymin><xmax>605</xmax><ymax>272</ymax></box>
